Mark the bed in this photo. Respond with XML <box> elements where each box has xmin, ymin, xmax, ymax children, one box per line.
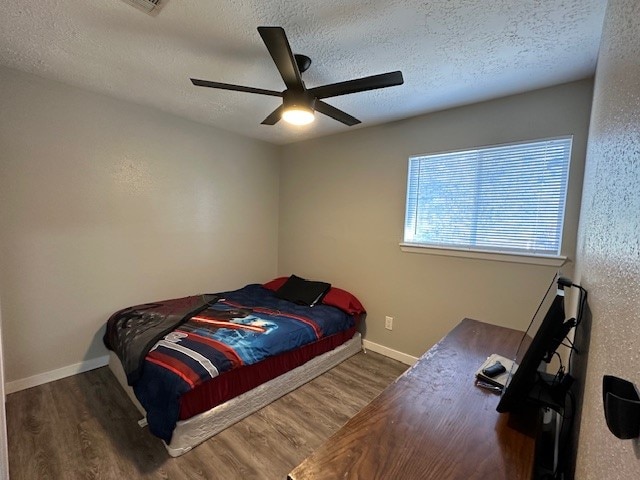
<box><xmin>104</xmin><ymin>275</ymin><xmax>365</xmax><ymax>456</ymax></box>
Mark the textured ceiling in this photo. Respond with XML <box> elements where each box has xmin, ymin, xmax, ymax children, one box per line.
<box><xmin>0</xmin><ymin>0</ymin><xmax>607</xmax><ymax>145</ymax></box>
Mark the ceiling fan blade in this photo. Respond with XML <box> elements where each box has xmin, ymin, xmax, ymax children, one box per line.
<box><xmin>257</xmin><ymin>26</ymin><xmax>304</xmax><ymax>91</ymax></box>
<box><xmin>315</xmin><ymin>101</ymin><xmax>361</xmax><ymax>126</ymax></box>
<box><xmin>261</xmin><ymin>106</ymin><xmax>283</xmax><ymax>125</ymax></box>
<box><xmin>191</xmin><ymin>78</ymin><xmax>282</xmax><ymax>97</ymax></box>
<box><xmin>309</xmin><ymin>71</ymin><xmax>404</xmax><ymax>99</ymax></box>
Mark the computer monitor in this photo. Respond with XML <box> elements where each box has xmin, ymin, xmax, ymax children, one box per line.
<box><xmin>496</xmin><ymin>287</ymin><xmax>569</xmax><ymax>413</ymax></box>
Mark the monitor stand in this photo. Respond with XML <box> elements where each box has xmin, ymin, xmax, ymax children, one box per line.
<box><xmin>526</xmin><ymin>372</ymin><xmax>575</xmax><ymax>478</ymax></box>
<box><xmin>526</xmin><ymin>372</ymin><xmax>574</xmax><ymax>412</ymax></box>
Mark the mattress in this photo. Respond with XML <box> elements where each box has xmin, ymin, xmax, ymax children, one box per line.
<box><xmin>109</xmin><ymin>332</ymin><xmax>362</xmax><ymax>456</ymax></box>
<box><xmin>105</xmin><ymin>278</ymin><xmax>367</xmax><ymax>454</ymax></box>
<box><xmin>178</xmin><ymin>325</ymin><xmax>357</xmax><ymax>420</ymax></box>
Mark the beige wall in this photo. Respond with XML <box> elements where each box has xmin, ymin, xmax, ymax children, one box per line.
<box><xmin>279</xmin><ymin>80</ymin><xmax>593</xmax><ymax>358</ymax></box>
<box><xmin>0</xmin><ymin>67</ymin><xmax>280</xmax><ymax>384</ymax></box>
<box><xmin>574</xmin><ymin>1</ymin><xmax>640</xmax><ymax>477</ymax></box>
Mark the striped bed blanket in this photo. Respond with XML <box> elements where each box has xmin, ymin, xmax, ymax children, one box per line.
<box><xmin>105</xmin><ymin>283</ymin><xmax>356</xmax><ymax>442</ymax></box>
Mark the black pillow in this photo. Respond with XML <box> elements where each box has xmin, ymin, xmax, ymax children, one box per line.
<box><xmin>276</xmin><ymin>275</ymin><xmax>331</xmax><ymax>307</ymax></box>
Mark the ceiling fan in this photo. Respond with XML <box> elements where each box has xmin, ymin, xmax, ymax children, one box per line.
<box><xmin>190</xmin><ymin>26</ymin><xmax>404</xmax><ymax>127</ymax></box>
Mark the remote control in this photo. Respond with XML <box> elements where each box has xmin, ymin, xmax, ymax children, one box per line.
<box><xmin>482</xmin><ymin>361</ymin><xmax>506</xmax><ymax>378</ymax></box>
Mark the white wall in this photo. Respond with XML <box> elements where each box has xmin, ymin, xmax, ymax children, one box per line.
<box><xmin>279</xmin><ymin>80</ymin><xmax>593</xmax><ymax>358</ymax></box>
<box><xmin>574</xmin><ymin>1</ymin><xmax>640</xmax><ymax>477</ymax></box>
<box><xmin>0</xmin><ymin>66</ymin><xmax>280</xmax><ymax>386</ymax></box>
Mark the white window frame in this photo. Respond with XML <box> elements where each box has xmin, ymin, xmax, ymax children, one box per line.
<box><xmin>400</xmin><ymin>136</ymin><xmax>572</xmax><ymax>266</ymax></box>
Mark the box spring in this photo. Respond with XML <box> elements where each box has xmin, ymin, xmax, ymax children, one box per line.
<box><xmin>109</xmin><ymin>331</ymin><xmax>362</xmax><ymax>456</ymax></box>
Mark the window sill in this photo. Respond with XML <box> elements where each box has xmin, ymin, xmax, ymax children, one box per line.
<box><xmin>399</xmin><ymin>243</ymin><xmax>568</xmax><ymax>267</ymax></box>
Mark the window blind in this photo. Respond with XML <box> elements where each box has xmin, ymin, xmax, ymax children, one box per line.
<box><xmin>404</xmin><ymin>137</ymin><xmax>572</xmax><ymax>256</ymax></box>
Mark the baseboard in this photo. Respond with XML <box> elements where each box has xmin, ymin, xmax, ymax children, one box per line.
<box><xmin>362</xmin><ymin>339</ymin><xmax>418</xmax><ymax>366</ymax></box>
<box><xmin>5</xmin><ymin>355</ymin><xmax>110</xmax><ymax>394</ymax></box>
<box><xmin>4</xmin><ymin>344</ymin><xmax>416</xmax><ymax>393</ymax></box>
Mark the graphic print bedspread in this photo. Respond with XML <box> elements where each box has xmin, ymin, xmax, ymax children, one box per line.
<box><xmin>125</xmin><ymin>284</ymin><xmax>355</xmax><ymax>442</ymax></box>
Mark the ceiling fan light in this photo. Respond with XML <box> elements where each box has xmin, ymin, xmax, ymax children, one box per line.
<box><xmin>282</xmin><ymin>107</ymin><xmax>315</xmax><ymax>125</ymax></box>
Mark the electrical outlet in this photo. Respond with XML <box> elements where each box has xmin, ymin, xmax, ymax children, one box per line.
<box><xmin>385</xmin><ymin>316</ymin><xmax>393</xmax><ymax>330</ymax></box>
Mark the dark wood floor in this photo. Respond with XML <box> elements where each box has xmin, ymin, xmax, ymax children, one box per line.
<box><xmin>6</xmin><ymin>350</ymin><xmax>407</xmax><ymax>480</ymax></box>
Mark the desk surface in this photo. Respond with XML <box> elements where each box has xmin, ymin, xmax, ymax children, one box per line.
<box><xmin>288</xmin><ymin>319</ymin><xmax>536</xmax><ymax>480</ymax></box>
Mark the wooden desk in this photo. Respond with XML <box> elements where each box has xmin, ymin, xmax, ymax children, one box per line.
<box><xmin>288</xmin><ymin>319</ymin><xmax>536</xmax><ymax>480</ymax></box>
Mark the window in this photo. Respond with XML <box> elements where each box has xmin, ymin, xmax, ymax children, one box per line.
<box><xmin>403</xmin><ymin>137</ymin><xmax>572</xmax><ymax>259</ymax></box>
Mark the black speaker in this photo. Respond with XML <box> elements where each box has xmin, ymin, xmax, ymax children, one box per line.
<box><xmin>602</xmin><ymin>375</ymin><xmax>640</xmax><ymax>439</ymax></box>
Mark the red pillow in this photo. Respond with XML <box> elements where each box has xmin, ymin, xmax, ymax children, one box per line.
<box><xmin>262</xmin><ymin>277</ymin><xmax>366</xmax><ymax>316</ymax></box>
<box><xmin>262</xmin><ymin>276</ymin><xmax>288</xmax><ymax>291</ymax></box>
<box><xmin>322</xmin><ymin>287</ymin><xmax>366</xmax><ymax>315</ymax></box>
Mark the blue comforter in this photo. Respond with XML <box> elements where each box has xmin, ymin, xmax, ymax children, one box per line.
<box><xmin>131</xmin><ymin>284</ymin><xmax>355</xmax><ymax>442</ymax></box>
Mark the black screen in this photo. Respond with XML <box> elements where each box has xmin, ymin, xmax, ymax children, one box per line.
<box><xmin>496</xmin><ymin>293</ymin><xmax>566</xmax><ymax>413</ymax></box>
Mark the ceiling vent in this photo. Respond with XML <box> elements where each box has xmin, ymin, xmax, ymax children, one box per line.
<box><xmin>120</xmin><ymin>0</ymin><xmax>166</xmax><ymax>16</ymax></box>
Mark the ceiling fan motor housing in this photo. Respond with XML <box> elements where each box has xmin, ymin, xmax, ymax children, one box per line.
<box><xmin>283</xmin><ymin>90</ymin><xmax>316</xmax><ymax>111</ymax></box>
